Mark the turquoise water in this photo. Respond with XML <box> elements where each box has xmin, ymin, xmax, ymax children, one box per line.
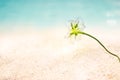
<box><xmin>0</xmin><ymin>0</ymin><xmax>120</xmax><ymax>31</ymax></box>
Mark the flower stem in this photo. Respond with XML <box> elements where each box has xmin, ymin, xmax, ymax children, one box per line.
<box><xmin>79</xmin><ymin>31</ymin><xmax>120</xmax><ymax>62</ymax></box>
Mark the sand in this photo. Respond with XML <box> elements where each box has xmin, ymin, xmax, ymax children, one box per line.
<box><xmin>0</xmin><ymin>27</ymin><xmax>120</xmax><ymax>80</ymax></box>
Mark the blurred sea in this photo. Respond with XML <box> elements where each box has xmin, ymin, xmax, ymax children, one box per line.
<box><xmin>0</xmin><ymin>0</ymin><xmax>119</xmax><ymax>32</ymax></box>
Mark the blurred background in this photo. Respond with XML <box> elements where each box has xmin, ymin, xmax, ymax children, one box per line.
<box><xmin>0</xmin><ymin>0</ymin><xmax>120</xmax><ymax>31</ymax></box>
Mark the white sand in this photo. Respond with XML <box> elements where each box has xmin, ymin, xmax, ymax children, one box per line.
<box><xmin>0</xmin><ymin>27</ymin><xmax>120</xmax><ymax>80</ymax></box>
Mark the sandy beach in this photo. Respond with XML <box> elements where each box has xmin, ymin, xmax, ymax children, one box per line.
<box><xmin>0</xmin><ymin>27</ymin><xmax>120</xmax><ymax>80</ymax></box>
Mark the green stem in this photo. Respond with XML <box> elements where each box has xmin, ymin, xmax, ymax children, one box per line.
<box><xmin>79</xmin><ymin>31</ymin><xmax>120</xmax><ymax>62</ymax></box>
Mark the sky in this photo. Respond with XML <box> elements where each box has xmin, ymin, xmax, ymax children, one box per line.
<box><xmin>0</xmin><ymin>0</ymin><xmax>120</xmax><ymax>30</ymax></box>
